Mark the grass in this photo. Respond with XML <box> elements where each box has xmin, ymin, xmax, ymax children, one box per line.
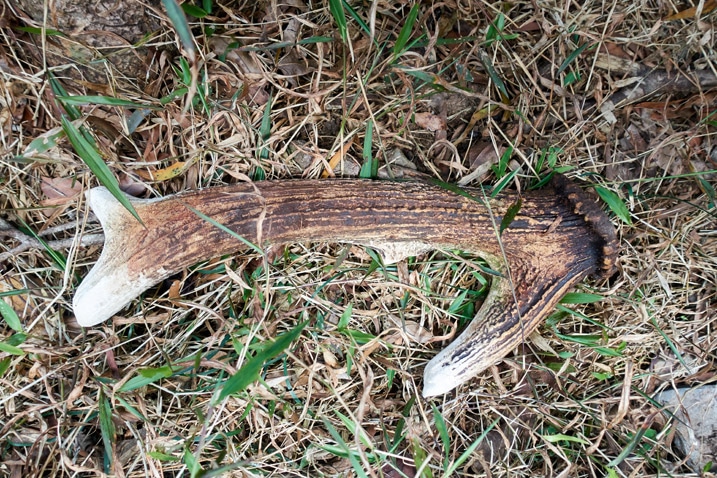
<box><xmin>1</xmin><ymin>0</ymin><xmax>716</xmax><ymax>476</ymax></box>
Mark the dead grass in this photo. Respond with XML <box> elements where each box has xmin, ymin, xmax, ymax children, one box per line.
<box><xmin>1</xmin><ymin>0</ymin><xmax>716</xmax><ymax>476</ymax></box>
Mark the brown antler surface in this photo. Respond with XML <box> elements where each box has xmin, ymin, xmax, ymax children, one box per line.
<box><xmin>73</xmin><ymin>176</ymin><xmax>617</xmax><ymax>396</ymax></box>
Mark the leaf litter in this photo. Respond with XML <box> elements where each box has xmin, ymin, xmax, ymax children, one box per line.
<box><xmin>0</xmin><ymin>0</ymin><xmax>716</xmax><ymax>476</ymax></box>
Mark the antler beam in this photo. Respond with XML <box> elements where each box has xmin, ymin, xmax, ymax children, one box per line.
<box><xmin>73</xmin><ymin>176</ymin><xmax>617</xmax><ymax>396</ymax></box>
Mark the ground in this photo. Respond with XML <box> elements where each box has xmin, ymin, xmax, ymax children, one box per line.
<box><xmin>0</xmin><ymin>0</ymin><xmax>716</xmax><ymax>477</ymax></box>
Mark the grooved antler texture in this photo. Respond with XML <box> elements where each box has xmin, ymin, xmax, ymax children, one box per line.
<box><xmin>73</xmin><ymin>177</ymin><xmax>617</xmax><ymax>396</ymax></box>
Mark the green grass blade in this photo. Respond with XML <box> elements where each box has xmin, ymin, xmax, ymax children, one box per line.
<box><xmin>49</xmin><ymin>73</ymin><xmax>81</xmax><ymax>120</ymax></box>
<box><xmin>0</xmin><ymin>340</ymin><xmax>25</xmax><ymax>355</ymax></box>
<box><xmin>594</xmin><ymin>186</ymin><xmax>632</xmax><ymax>224</ymax></box>
<box><xmin>444</xmin><ymin>418</ymin><xmax>499</xmax><ymax>475</ymax></box>
<box><xmin>337</xmin><ymin>302</ymin><xmax>353</xmax><ymax>329</ymax></box>
<box><xmin>181</xmin><ymin>3</ymin><xmax>208</xmax><ymax>18</ymax></box>
<box><xmin>555</xmin><ymin>304</ymin><xmax>611</xmax><ymax>330</ymax></box>
<box><xmin>22</xmin><ymin>125</ymin><xmax>64</xmax><ymax>157</ymax></box>
<box><xmin>560</xmin><ymin>292</ymin><xmax>605</xmax><ymax>304</ymax></box>
<box><xmin>260</xmin><ymin>93</ymin><xmax>273</xmax><ymax>140</ymax></box>
<box><xmin>446</xmin><ymin>289</ymin><xmax>470</xmax><ymax>315</ymax></box>
<box><xmin>162</xmin><ymin>0</ymin><xmax>196</xmax><ymax>62</ymax></box>
<box><xmin>359</xmin><ymin>120</ymin><xmax>375</xmax><ymax>178</ymax></box>
<box><xmin>321</xmin><ymin>416</ymin><xmax>370</xmax><ymax>478</ymax></box>
<box><xmin>480</xmin><ymin>53</ymin><xmax>509</xmax><ymax>99</ymax></box>
<box><xmin>484</xmin><ymin>13</ymin><xmax>518</xmax><ymax>45</ymax></box>
<box><xmin>0</xmin><ymin>357</ymin><xmax>12</xmax><ymax>376</ymax></box>
<box><xmin>259</xmin><ymin>92</ymin><xmax>273</xmax><ymax>159</ymax></box>
<box><xmin>431</xmin><ymin>404</ymin><xmax>450</xmax><ymax>466</ymax></box>
<box><xmin>214</xmin><ymin>321</ymin><xmax>308</xmax><ymax>403</ymax></box>
<box><xmin>0</xmin><ymin>296</ymin><xmax>23</xmax><ymax>332</ymax></box>
<box><xmin>186</xmin><ymin>205</ymin><xmax>263</xmax><ymax>254</ymax></box>
<box><xmin>542</xmin><ymin>433</ymin><xmax>590</xmax><ymax>445</ymax></box>
<box><xmin>563</xmin><ymin>71</ymin><xmax>581</xmax><ymax>86</ymax></box>
<box><xmin>494</xmin><ymin>145</ymin><xmax>513</xmax><ymax>178</ymax></box>
<box><xmin>335</xmin><ymin>411</ymin><xmax>373</xmax><ymax>448</ymax></box>
<box><xmin>342</xmin><ymin>0</ymin><xmax>370</xmax><ymax>38</ymax></box>
<box><xmin>56</xmin><ymin>95</ymin><xmax>159</xmax><ymax>109</ymax></box>
<box><xmin>16</xmin><ymin>26</ymin><xmax>65</xmax><ymax>37</ymax></box>
<box><xmin>485</xmin><ymin>14</ymin><xmax>503</xmax><ymax>45</ymax></box>
<box><xmin>16</xmin><ymin>217</ymin><xmax>67</xmax><ymax>270</ymax></box>
<box><xmin>127</xmin><ymin>108</ymin><xmax>152</xmax><ymax>134</ymax></box>
<box><xmin>427</xmin><ymin>178</ymin><xmax>486</xmax><ymax>206</ymax></box>
<box><xmin>98</xmin><ymin>389</ymin><xmax>116</xmax><ymax>470</ymax></box>
<box><xmin>699</xmin><ymin>177</ymin><xmax>716</xmax><ymax>208</ymax></box>
<box><xmin>490</xmin><ymin>167</ymin><xmax>519</xmax><ymax>198</ymax></box>
<box><xmin>393</xmin><ymin>3</ymin><xmax>420</xmax><ymax>59</ymax></box>
<box><xmin>558</xmin><ymin>42</ymin><xmax>593</xmax><ymax>74</ymax></box>
<box><xmin>114</xmin><ymin>395</ymin><xmax>146</xmax><ymax>422</ymax></box>
<box><xmin>608</xmin><ymin>424</ymin><xmax>650</xmax><ymax>468</ymax></box>
<box><xmin>119</xmin><ymin>365</ymin><xmax>175</xmax><ymax>392</ymax></box>
<box><xmin>411</xmin><ymin>434</ymin><xmax>433</xmax><ymax>478</ymax></box>
<box><xmin>183</xmin><ymin>446</ymin><xmax>203</xmax><ymax>478</ymax></box>
<box><xmin>499</xmin><ymin>197</ymin><xmax>522</xmax><ymax>235</ymax></box>
<box><xmin>148</xmin><ymin>451</ymin><xmax>180</xmax><ymax>462</ymax></box>
<box><xmin>60</xmin><ymin>116</ymin><xmax>144</xmax><ymax>225</ymax></box>
<box><xmin>328</xmin><ymin>0</ymin><xmax>348</xmax><ymax>43</ymax></box>
<box><xmin>400</xmin><ymin>67</ymin><xmax>437</xmax><ymax>84</ymax></box>
<box><xmin>650</xmin><ymin>314</ymin><xmax>690</xmax><ymax>370</ymax></box>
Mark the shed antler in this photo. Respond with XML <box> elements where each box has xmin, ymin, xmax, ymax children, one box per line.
<box><xmin>73</xmin><ymin>176</ymin><xmax>617</xmax><ymax>396</ymax></box>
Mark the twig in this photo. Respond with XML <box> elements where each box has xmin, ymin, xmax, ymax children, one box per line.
<box><xmin>36</xmin><ymin>214</ymin><xmax>97</xmax><ymax>237</ymax></box>
<box><xmin>0</xmin><ymin>218</ymin><xmax>104</xmax><ymax>263</ymax></box>
<box><xmin>601</xmin><ymin>62</ymin><xmax>717</xmax><ymax>107</ymax></box>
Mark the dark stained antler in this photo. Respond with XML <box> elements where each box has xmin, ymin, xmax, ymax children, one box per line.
<box><xmin>73</xmin><ymin>176</ymin><xmax>617</xmax><ymax>396</ymax></box>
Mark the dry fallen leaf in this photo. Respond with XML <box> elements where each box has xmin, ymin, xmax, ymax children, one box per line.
<box><xmin>664</xmin><ymin>0</ymin><xmax>717</xmax><ymax>20</ymax></box>
<box><xmin>40</xmin><ymin>177</ymin><xmax>82</xmax><ymax>206</ymax></box>
<box><xmin>119</xmin><ymin>174</ymin><xmax>147</xmax><ymax>197</ymax></box>
<box><xmin>168</xmin><ymin>280</ymin><xmax>183</xmax><ymax>300</ymax></box>
<box><xmin>381</xmin><ymin>457</ymin><xmax>417</xmax><ymax>478</ymax></box>
<box><xmin>321</xmin><ymin>136</ymin><xmax>355</xmax><ymax>177</ymax></box>
<box><xmin>136</xmin><ymin>156</ymin><xmax>199</xmax><ymax>181</ymax></box>
<box><xmin>402</xmin><ymin>320</ymin><xmax>434</xmax><ymax>344</ymax></box>
<box><xmin>413</xmin><ymin>112</ymin><xmax>446</xmax><ymax>132</ymax></box>
<box><xmin>278</xmin><ymin>51</ymin><xmax>311</xmax><ymax>83</ymax></box>
<box><xmin>322</xmin><ymin>348</ymin><xmax>339</xmax><ymax>368</ymax></box>
<box><xmin>387</xmin><ymin>320</ymin><xmax>434</xmax><ymax>345</ymax></box>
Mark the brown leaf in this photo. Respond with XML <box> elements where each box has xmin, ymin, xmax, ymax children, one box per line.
<box><xmin>387</xmin><ymin>320</ymin><xmax>434</xmax><ymax>345</ymax></box>
<box><xmin>458</xmin><ymin>143</ymin><xmax>502</xmax><ymax>185</ymax></box>
<box><xmin>599</xmin><ymin>42</ymin><xmax>635</xmax><ymax>60</ymax></box>
<box><xmin>413</xmin><ymin>112</ymin><xmax>446</xmax><ymax>132</ymax></box>
<box><xmin>40</xmin><ymin>177</ymin><xmax>82</xmax><ymax>206</ymax></box>
<box><xmin>322</xmin><ymin>348</ymin><xmax>339</xmax><ymax>368</ymax></box>
<box><xmin>322</xmin><ymin>136</ymin><xmax>355</xmax><ymax>177</ymax></box>
<box><xmin>665</xmin><ymin>0</ymin><xmax>717</xmax><ymax>20</ymax></box>
<box><xmin>136</xmin><ymin>156</ymin><xmax>199</xmax><ymax>181</ymax></box>
<box><xmin>119</xmin><ymin>174</ymin><xmax>146</xmax><ymax>197</ymax></box>
<box><xmin>402</xmin><ymin>321</ymin><xmax>434</xmax><ymax>344</ymax></box>
<box><xmin>278</xmin><ymin>51</ymin><xmax>312</xmax><ymax>83</ymax></box>
<box><xmin>168</xmin><ymin>280</ymin><xmax>182</xmax><ymax>300</ymax></box>
<box><xmin>517</xmin><ymin>20</ymin><xmax>541</xmax><ymax>32</ymax></box>
<box><xmin>381</xmin><ymin>457</ymin><xmax>417</xmax><ymax>478</ymax></box>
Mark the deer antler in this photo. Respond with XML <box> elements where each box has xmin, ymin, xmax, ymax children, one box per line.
<box><xmin>73</xmin><ymin>176</ymin><xmax>617</xmax><ymax>396</ymax></box>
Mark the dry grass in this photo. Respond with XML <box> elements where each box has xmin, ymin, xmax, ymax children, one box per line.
<box><xmin>1</xmin><ymin>0</ymin><xmax>716</xmax><ymax>476</ymax></box>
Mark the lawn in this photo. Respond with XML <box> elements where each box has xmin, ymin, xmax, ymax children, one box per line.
<box><xmin>1</xmin><ymin>0</ymin><xmax>716</xmax><ymax>476</ymax></box>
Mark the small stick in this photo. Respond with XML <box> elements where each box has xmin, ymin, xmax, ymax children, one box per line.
<box><xmin>0</xmin><ymin>218</ymin><xmax>104</xmax><ymax>263</ymax></box>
